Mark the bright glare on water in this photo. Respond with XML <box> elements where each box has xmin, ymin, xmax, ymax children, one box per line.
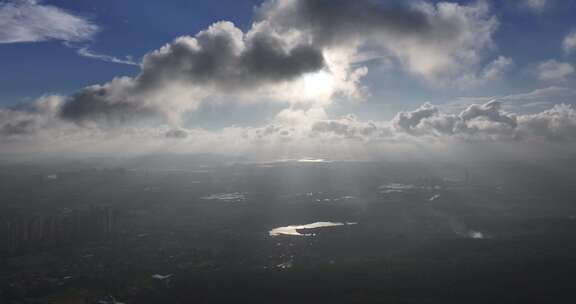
<box><xmin>269</xmin><ymin>222</ymin><xmax>357</xmax><ymax>236</ymax></box>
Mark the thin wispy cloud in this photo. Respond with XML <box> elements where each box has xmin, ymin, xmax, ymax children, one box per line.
<box><xmin>536</xmin><ymin>60</ymin><xmax>575</xmax><ymax>82</ymax></box>
<box><xmin>0</xmin><ymin>0</ymin><xmax>137</xmax><ymax>66</ymax></box>
<box><xmin>524</xmin><ymin>0</ymin><xmax>547</xmax><ymax>12</ymax></box>
<box><xmin>0</xmin><ymin>0</ymin><xmax>98</xmax><ymax>43</ymax></box>
<box><xmin>563</xmin><ymin>30</ymin><xmax>576</xmax><ymax>54</ymax></box>
<box><xmin>75</xmin><ymin>45</ymin><xmax>139</xmax><ymax>66</ymax></box>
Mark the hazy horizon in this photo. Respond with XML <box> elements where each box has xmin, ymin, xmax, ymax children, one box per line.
<box><xmin>2</xmin><ymin>1</ymin><xmax>576</xmax><ymax>303</ymax></box>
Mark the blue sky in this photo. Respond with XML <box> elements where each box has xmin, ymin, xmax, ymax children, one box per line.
<box><xmin>0</xmin><ymin>0</ymin><xmax>260</xmax><ymax>102</ymax></box>
<box><xmin>1</xmin><ymin>0</ymin><xmax>576</xmax><ymax>158</ymax></box>
<box><xmin>1</xmin><ymin>0</ymin><xmax>574</xmax><ymax>109</ymax></box>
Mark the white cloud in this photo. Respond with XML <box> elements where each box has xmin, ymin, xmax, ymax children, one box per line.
<box><xmin>6</xmin><ymin>0</ymin><xmax>574</xmax><ymax>159</ymax></box>
<box><xmin>260</xmin><ymin>0</ymin><xmax>503</xmax><ymax>87</ymax></box>
<box><xmin>0</xmin><ymin>0</ymin><xmax>98</xmax><ymax>44</ymax></box>
<box><xmin>0</xmin><ymin>95</ymin><xmax>67</xmax><ymax>137</ymax></box>
<box><xmin>480</xmin><ymin>56</ymin><xmax>514</xmax><ymax>82</ymax></box>
<box><xmin>393</xmin><ymin>103</ymin><xmax>439</xmax><ymax>132</ymax></box>
<box><xmin>518</xmin><ymin>104</ymin><xmax>576</xmax><ymax>141</ymax></box>
<box><xmin>536</xmin><ymin>60</ymin><xmax>575</xmax><ymax>82</ymax></box>
<box><xmin>0</xmin><ymin>1</ymin><xmax>137</xmax><ymax>66</ymax></box>
<box><xmin>57</xmin><ymin>18</ymin><xmax>367</xmax><ymax>125</ymax></box>
<box><xmin>216</xmin><ymin>102</ymin><xmax>576</xmax><ymax>144</ymax></box>
<box><xmin>394</xmin><ymin>1</ymin><xmax>501</xmax><ymax>86</ymax></box>
<box><xmin>311</xmin><ymin>115</ymin><xmax>386</xmax><ymax>139</ymax></box>
<box><xmin>76</xmin><ymin>46</ymin><xmax>138</xmax><ymax>66</ymax></box>
<box><xmin>563</xmin><ymin>31</ymin><xmax>576</xmax><ymax>54</ymax></box>
<box><xmin>498</xmin><ymin>87</ymin><xmax>576</xmax><ymax>112</ymax></box>
<box><xmin>524</xmin><ymin>0</ymin><xmax>547</xmax><ymax>12</ymax></box>
<box><xmin>53</xmin><ymin>0</ymin><xmax>506</xmax><ymax>127</ymax></box>
<box><xmin>3</xmin><ymin>95</ymin><xmax>576</xmax><ymax>159</ymax></box>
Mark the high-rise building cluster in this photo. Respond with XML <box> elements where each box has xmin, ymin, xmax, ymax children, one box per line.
<box><xmin>0</xmin><ymin>206</ymin><xmax>118</xmax><ymax>256</ymax></box>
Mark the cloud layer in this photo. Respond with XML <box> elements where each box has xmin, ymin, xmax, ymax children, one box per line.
<box><xmin>3</xmin><ymin>94</ymin><xmax>576</xmax><ymax>159</ymax></box>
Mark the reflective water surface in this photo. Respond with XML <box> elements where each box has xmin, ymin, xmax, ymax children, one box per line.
<box><xmin>269</xmin><ymin>222</ymin><xmax>357</xmax><ymax>236</ymax></box>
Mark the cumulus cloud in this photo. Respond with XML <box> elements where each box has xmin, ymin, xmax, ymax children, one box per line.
<box><xmin>256</xmin><ymin>0</ymin><xmax>431</xmax><ymax>47</ymax></box>
<box><xmin>259</xmin><ymin>0</ymin><xmax>502</xmax><ymax>86</ymax></box>
<box><xmin>0</xmin><ymin>95</ymin><xmax>65</xmax><ymax>137</ymax></box>
<box><xmin>459</xmin><ymin>100</ymin><xmax>517</xmax><ymax>127</ymax></box>
<box><xmin>55</xmin><ymin>0</ymin><xmax>507</xmax><ymax>126</ymax></box>
<box><xmin>263</xmin><ymin>100</ymin><xmax>576</xmax><ymax>144</ymax></box>
<box><xmin>268</xmin><ymin>99</ymin><xmax>574</xmax><ymax>144</ymax></box>
<box><xmin>4</xmin><ymin>95</ymin><xmax>576</xmax><ymax>158</ymax></box>
<box><xmin>536</xmin><ymin>60</ymin><xmax>575</xmax><ymax>82</ymax></box>
<box><xmin>563</xmin><ymin>31</ymin><xmax>576</xmax><ymax>54</ymax></box>
<box><xmin>7</xmin><ymin>0</ymin><xmax>566</xmax><ymax>158</ymax></box>
<box><xmin>0</xmin><ymin>0</ymin><xmax>98</xmax><ymax>44</ymax></box>
<box><xmin>386</xmin><ymin>100</ymin><xmax>517</xmax><ymax>141</ymax></box>
<box><xmin>518</xmin><ymin>104</ymin><xmax>576</xmax><ymax>141</ymax></box>
<box><xmin>393</xmin><ymin>103</ymin><xmax>439</xmax><ymax>132</ymax></box>
<box><xmin>59</xmin><ymin>77</ymin><xmax>156</xmax><ymax>125</ymax></box>
<box><xmin>59</xmin><ymin>21</ymin><xmax>331</xmax><ymax>125</ymax></box>
<box><xmin>139</xmin><ymin>21</ymin><xmax>324</xmax><ymax>91</ymax></box>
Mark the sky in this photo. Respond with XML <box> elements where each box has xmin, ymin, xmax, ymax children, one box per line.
<box><xmin>1</xmin><ymin>0</ymin><xmax>576</xmax><ymax>160</ymax></box>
